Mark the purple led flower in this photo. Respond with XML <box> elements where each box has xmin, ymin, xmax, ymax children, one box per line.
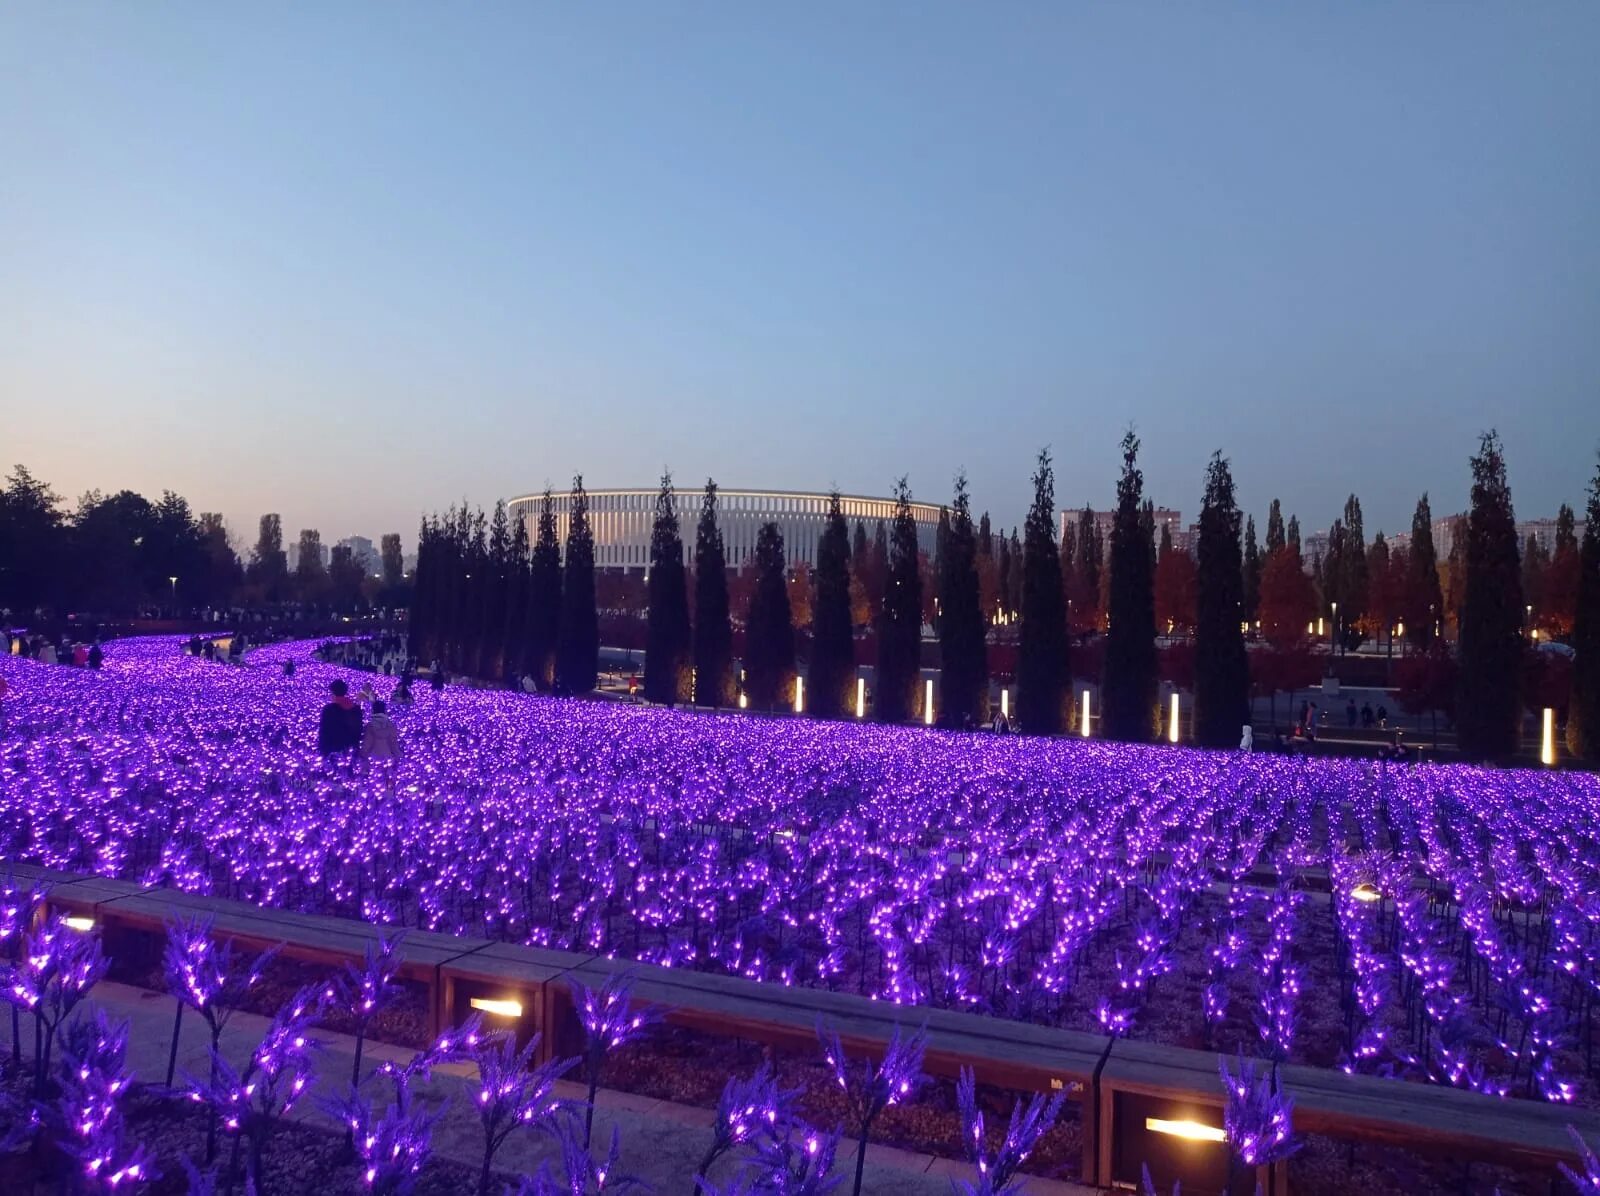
<box><xmin>469</xmin><ymin>1031</ymin><xmax>575</xmax><ymax>1196</ymax></box>
<box><xmin>569</xmin><ymin>970</ymin><xmax>661</xmax><ymax>1149</ymax></box>
<box><xmin>952</xmin><ymin>1066</ymin><xmax>1065</xmax><ymax>1196</ymax></box>
<box><xmin>818</xmin><ymin>1021</ymin><xmax>926</xmax><ymax>1196</ymax></box>
<box><xmin>1218</xmin><ymin>1053</ymin><xmax>1297</xmax><ymax>1168</ymax></box>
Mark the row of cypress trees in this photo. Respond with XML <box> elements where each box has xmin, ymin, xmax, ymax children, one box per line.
<box><xmin>408</xmin><ymin>480</ymin><xmax>592</xmax><ymax>693</ymax></box>
<box><xmin>410</xmin><ymin>437</ymin><xmax>1600</xmax><ymax>760</ymax></box>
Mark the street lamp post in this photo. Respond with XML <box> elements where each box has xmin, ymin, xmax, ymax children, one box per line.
<box><xmin>1331</xmin><ymin>601</ymin><xmax>1339</xmax><ymax>658</ymax></box>
<box><xmin>169</xmin><ymin>576</ymin><xmax>178</xmax><ymax>613</ymax></box>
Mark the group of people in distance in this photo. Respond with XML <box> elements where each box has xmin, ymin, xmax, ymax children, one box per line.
<box><xmin>316</xmin><ymin>678</ymin><xmax>402</xmax><ymax>762</ymax></box>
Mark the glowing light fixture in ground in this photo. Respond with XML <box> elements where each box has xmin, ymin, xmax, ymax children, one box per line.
<box><xmin>470</xmin><ymin>996</ymin><xmax>523</xmax><ymax>1018</ymax></box>
<box><xmin>1145</xmin><ymin>1117</ymin><xmax>1225</xmax><ymax>1143</ymax></box>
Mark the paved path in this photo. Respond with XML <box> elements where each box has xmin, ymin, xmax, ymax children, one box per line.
<box><xmin>57</xmin><ymin>981</ymin><xmax>1093</xmax><ymax>1195</ymax></box>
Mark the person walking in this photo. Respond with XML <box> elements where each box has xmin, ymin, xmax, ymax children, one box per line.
<box><xmin>1239</xmin><ymin>724</ymin><xmax>1254</xmax><ymax>752</ymax></box>
<box><xmin>317</xmin><ymin>679</ymin><xmax>364</xmax><ymax>758</ymax></box>
<box><xmin>361</xmin><ymin>699</ymin><xmax>402</xmax><ymax>761</ymax></box>
<box><xmin>1346</xmin><ymin>698</ymin><xmax>1358</xmax><ymax>728</ymax></box>
<box><xmin>87</xmin><ymin>642</ymin><xmax>103</xmax><ymax>670</ymax></box>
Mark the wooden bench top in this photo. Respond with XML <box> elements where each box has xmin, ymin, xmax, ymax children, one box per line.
<box><xmin>560</xmin><ymin>956</ymin><xmax>1108</xmax><ymax>1092</ymax></box>
<box><xmin>1280</xmin><ymin>1060</ymin><xmax>1600</xmax><ymax>1166</ymax></box>
<box><xmin>1101</xmin><ymin>1038</ymin><xmax>1600</xmax><ymax>1168</ymax></box>
<box><xmin>86</xmin><ymin>885</ymin><xmax>492</xmax><ymax>976</ymax></box>
<box><xmin>437</xmin><ymin>940</ymin><xmax>596</xmax><ymax>986</ymax></box>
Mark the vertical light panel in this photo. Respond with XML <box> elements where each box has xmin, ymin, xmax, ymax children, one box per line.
<box><xmin>794</xmin><ymin>676</ymin><xmax>805</xmax><ymax>715</ymax></box>
<box><xmin>925</xmin><ymin>679</ymin><xmax>935</xmax><ymax>726</ymax></box>
<box><xmin>1000</xmin><ymin>689</ymin><xmax>1009</xmax><ymax>719</ymax></box>
<box><xmin>1169</xmin><ymin>693</ymin><xmax>1180</xmax><ymax>744</ymax></box>
<box><xmin>1543</xmin><ymin>708</ymin><xmax>1556</xmax><ymax>766</ymax></box>
<box><xmin>1080</xmin><ymin>689</ymin><xmax>1092</xmax><ymax>737</ymax></box>
<box><xmin>855</xmin><ymin>676</ymin><xmax>866</xmax><ymax>719</ymax></box>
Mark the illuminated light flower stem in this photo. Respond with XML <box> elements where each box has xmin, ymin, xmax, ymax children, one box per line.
<box><xmin>817</xmin><ymin>1021</ymin><xmax>927</xmax><ymax>1196</ymax></box>
<box><xmin>569</xmin><ymin>969</ymin><xmax>661</xmax><ymax>1150</ymax></box>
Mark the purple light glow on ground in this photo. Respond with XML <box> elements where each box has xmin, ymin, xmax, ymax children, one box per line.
<box><xmin>3</xmin><ymin>636</ymin><xmax>1600</xmax><ymax>1105</ymax></box>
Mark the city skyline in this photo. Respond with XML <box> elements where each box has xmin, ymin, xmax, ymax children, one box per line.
<box><xmin>3</xmin><ymin>5</ymin><xmax>1597</xmax><ymax>544</ymax></box>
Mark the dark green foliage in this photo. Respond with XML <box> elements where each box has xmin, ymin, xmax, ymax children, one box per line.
<box><xmin>1325</xmin><ymin>495</ymin><xmax>1368</xmax><ymax>650</ymax></box>
<box><xmin>1569</xmin><ymin>454</ymin><xmax>1600</xmax><ymax>759</ymax></box>
<box><xmin>1456</xmin><ymin>433</ymin><xmax>1524</xmax><ymax>760</ymax></box>
<box><xmin>249</xmin><ymin>513</ymin><xmax>291</xmax><ymax>603</ymax></box>
<box><xmin>693</xmin><ymin>480</ymin><xmax>736</xmax><ymax>707</ymax></box>
<box><xmin>1017</xmin><ymin>449</ymin><xmax>1069</xmax><ymax>734</ymax></box>
<box><xmin>937</xmin><ymin>472</ymin><xmax>987</xmax><ymax>726</ymax></box>
<box><xmin>479</xmin><ymin>501</ymin><xmax>511</xmax><ymax>678</ymax></box>
<box><xmin>1265</xmin><ymin>499</ymin><xmax>1285</xmax><ymax>555</ymax></box>
<box><xmin>502</xmin><ymin>512</ymin><xmax>530</xmax><ymax>680</ymax></box>
<box><xmin>1242</xmin><ymin>515</ymin><xmax>1261</xmax><ymax>625</ymax></box>
<box><xmin>644</xmin><ymin>472</ymin><xmax>692</xmax><ymax>704</ymax></box>
<box><xmin>1101</xmin><ymin>431</ymin><xmax>1157</xmax><ymax>741</ymax></box>
<box><xmin>1194</xmin><ymin>452</ymin><xmax>1249</xmax><ymax>747</ymax></box>
<box><xmin>527</xmin><ymin>490</ymin><xmax>562</xmax><ymax>690</ymax></box>
<box><xmin>876</xmin><ymin>478</ymin><xmax>923</xmax><ymax>723</ymax></box>
<box><xmin>1286</xmin><ymin>514</ymin><xmax>1301</xmax><ymax>558</ymax></box>
<box><xmin>744</xmin><ymin>522</ymin><xmax>795</xmax><ymax>710</ymax></box>
<box><xmin>557</xmin><ymin>475</ymin><xmax>599</xmax><ymax>694</ymax></box>
<box><xmin>1405</xmin><ymin>493</ymin><xmax>1443</xmax><ymax>648</ymax></box>
<box><xmin>808</xmin><ymin>491</ymin><xmax>856</xmax><ymax>718</ymax></box>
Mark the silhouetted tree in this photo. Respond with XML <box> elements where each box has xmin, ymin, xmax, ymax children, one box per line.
<box><xmin>1242</xmin><ymin>515</ymin><xmax>1261</xmax><ymax>628</ymax></box>
<box><xmin>294</xmin><ymin>529</ymin><xmax>327</xmax><ymax>605</ymax></box>
<box><xmin>876</xmin><ymin>478</ymin><xmax>923</xmax><ymax>723</ymax></box>
<box><xmin>557</xmin><ymin>475</ymin><xmax>598</xmax><ymax>694</ymax></box>
<box><xmin>527</xmin><ymin>489</ymin><xmax>562</xmax><ymax>690</ymax></box>
<box><xmin>1102</xmin><ymin>431</ymin><xmax>1157</xmax><ymax>741</ymax></box>
<box><xmin>644</xmin><ymin>471</ymin><xmax>692</xmax><ymax>704</ymax></box>
<box><xmin>249</xmin><ymin>514</ymin><xmax>290</xmax><ymax>602</ymax></box>
<box><xmin>502</xmin><ymin>514</ymin><xmax>529</xmax><ymax>680</ymax></box>
<box><xmin>1286</xmin><ymin>514</ymin><xmax>1301</xmax><ymax>559</ymax></box>
<box><xmin>1193</xmin><ymin>452</ymin><xmax>1248</xmax><ymax>746</ymax></box>
<box><xmin>480</xmin><ymin>501</ymin><xmax>511</xmax><ymax>678</ymax></box>
<box><xmin>744</xmin><ymin>522</ymin><xmax>795</xmax><ymax>710</ymax></box>
<box><xmin>808</xmin><ymin>491</ymin><xmax>855</xmax><ymax>718</ymax></box>
<box><xmin>1017</xmin><ymin>449</ymin><xmax>1069</xmax><ymax>734</ymax></box>
<box><xmin>1569</xmin><ymin>455</ymin><xmax>1600</xmax><ymax>759</ymax></box>
<box><xmin>693</xmin><ymin>480</ymin><xmax>735</xmax><ymax>707</ymax></box>
<box><xmin>1265</xmin><ymin>499</ymin><xmax>1285</xmax><ymax>556</ymax></box>
<box><xmin>1405</xmin><ymin>494</ymin><xmax>1444</xmax><ymax>648</ymax></box>
<box><xmin>1456</xmin><ymin>432</ymin><xmax>1524</xmax><ymax>760</ymax></box>
<box><xmin>937</xmin><ymin>472</ymin><xmax>986</xmax><ymax>726</ymax></box>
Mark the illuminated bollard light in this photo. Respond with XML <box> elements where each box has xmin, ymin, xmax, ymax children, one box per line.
<box><xmin>1169</xmin><ymin>693</ymin><xmax>1181</xmax><ymax>744</ymax></box>
<box><xmin>1080</xmin><ymin>689</ymin><xmax>1092</xmax><ymax>737</ymax></box>
<box><xmin>794</xmin><ymin>675</ymin><xmax>804</xmax><ymax>715</ymax></box>
<box><xmin>1543</xmin><ymin>707</ymin><xmax>1556</xmax><ymax>766</ymax></box>
<box><xmin>855</xmin><ymin>676</ymin><xmax>865</xmax><ymax>719</ymax></box>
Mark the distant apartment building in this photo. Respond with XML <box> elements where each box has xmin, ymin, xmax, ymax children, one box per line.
<box><xmin>336</xmin><ymin>535</ymin><xmax>381</xmax><ymax>576</ymax></box>
<box><xmin>1060</xmin><ymin>507</ymin><xmax>1188</xmax><ymax>553</ymax></box>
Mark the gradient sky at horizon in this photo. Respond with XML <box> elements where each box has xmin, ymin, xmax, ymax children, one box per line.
<box><xmin>3</xmin><ymin>4</ymin><xmax>1597</xmax><ymax>552</ymax></box>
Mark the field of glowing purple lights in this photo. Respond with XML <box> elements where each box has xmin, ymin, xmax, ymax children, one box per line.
<box><xmin>4</xmin><ymin>635</ymin><xmax>1600</xmax><ymax>1110</ymax></box>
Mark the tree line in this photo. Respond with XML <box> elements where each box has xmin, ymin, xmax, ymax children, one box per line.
<box><xmin>411</xmin><ymin>435</ymin><xmax>1600</xmax><ymax>764</ymax></box>
<box><xmin>0</xmin><ymin>465</ymin><xmax>408</xmax><ymax>617</ymax></box>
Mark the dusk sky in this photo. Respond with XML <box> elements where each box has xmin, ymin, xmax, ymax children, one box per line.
<box><xmin>3</xmin><ymin>4</ymin><xmax>1597</xmax><ymax>551</ymax></box>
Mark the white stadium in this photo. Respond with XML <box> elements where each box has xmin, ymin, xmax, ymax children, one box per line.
<box><xmin>508</xmin><ymin>488</ymin><xmax>945</xmax><ymax>569</ymax></box>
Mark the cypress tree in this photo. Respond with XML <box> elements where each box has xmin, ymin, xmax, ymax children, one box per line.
<box><xmin>557</xmin><ymin>475</ymin><xmax>598</xmax><ymax>694</ymax></box>
<box><xmin>744</xmin><ymin>522</ymin><xmax>795</xmax><ymax>711</ymax></box>
<box><xmin>1334</xmin><ymin>495</ymin><xmax>1368</xmax><ymax>650</ymax></box>
<box><xmin>459</xmin><ymin>509</ymin><xmax>487</xmax><ymax>675</ymax></box>
<box><xmin>1405</xmin><ymin>494</ymin><xmax>1443</xmax><ymax>648</ymax></box>
<box><xmin>1265</xmin><ymin>500</ymin><xmax>1285</xmax><ymax>555</ymax></box>
<box><xmin>1242</xmin><ymin>515</ymin><xmax>1261</xmax><ymax>627</ymax></box>
<box><xmin>1102</xmin><ymin>430</ymin><xmax>1157</xmax><ymax>741</ymax></box>
<box><xmin>527</xmin><ymin>488</ymin><xmax>562</xmax><ymax>690</ymax></box>
<box><xmin>1287</xmin><ymin>514</ymin><xmax>1301</xmax><ymax>558</ymax></box>
<box><xmin>996</xmin><ymin>534</ymin><xmax>1012</xmax><ymax>618</ymax></box>
<box><xmin>693</xmin><ymin>480</ymin><xmax>735</xmax><ymax>707</ymax></box>
<box><xmin>1194</xmin><ymin>452</ymin><xmax>1249</xmax><ymax>747</ymax></box>
<box><xmin>938</xmin><ymin>471</ymin><xmax>987</xmax><ymax>727</ymax></box>
<box><xmin>1455</xmin><ymin>432</ymin><xmax>1524</xmax><ymax>760</ymax></box>
<box><xmin>1006</xmin><ymin>530</ymin><xmax>1023</xmax><ymax>621</ymax></box>
<box><xmin>1017</xmin><ymin>449</ymin><xmax>1069</xmax><ymax>734</ymax></box>
<box><xmin>504</xmin><ymin>510</ymin><xmax>530</xmax><ymax>682</ymax></box>
<box><xmin>481</xmin><ymin>500</ymin><xmax>511</xmax><ymax>679</ymax></box>
<box><xmin>876</xmin><ymin>477</ymin><xmax>923</xmax><ymax>723</ymax></box>
<box><xmin>808</xmin><ymin>491</ymin><xmax>855</xmax><ymax>718</ymax></box>
<box><xmin>644</xmin><ymin>471</ymin><xmax>692</xmax><ymax>704</ymax></box>
<box><xmin>1569</xmin><ymin>453</ymin><xmax>1600</xmax><ymax>759</ymax></box>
